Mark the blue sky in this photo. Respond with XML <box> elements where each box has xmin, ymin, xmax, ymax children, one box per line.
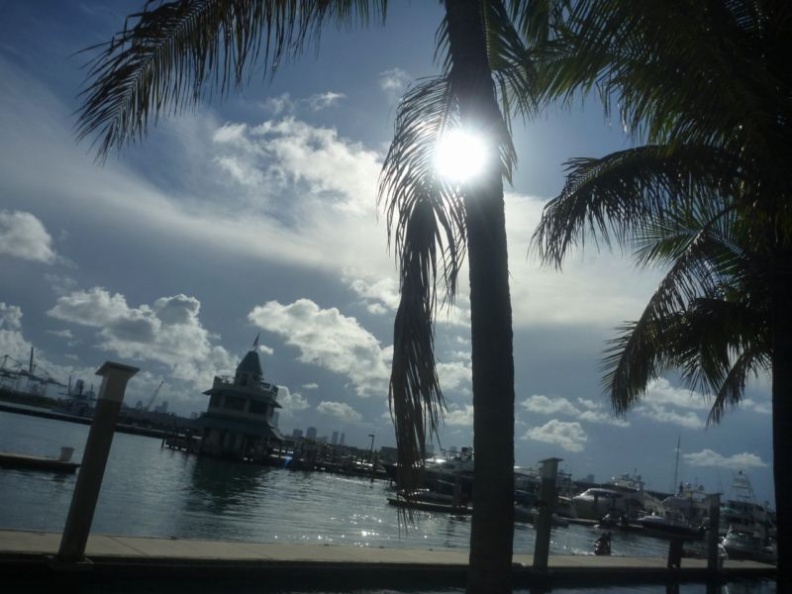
<box><xmin>0</xmin><ymin>0</ymin><xmax>775</xmax><ymax>505</ymax></box>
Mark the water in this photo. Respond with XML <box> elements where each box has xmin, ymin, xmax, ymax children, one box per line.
<box><xmin>0</xmin><ymin>412</ymin><xmax>775</xmax><ymax>593</ymax></box>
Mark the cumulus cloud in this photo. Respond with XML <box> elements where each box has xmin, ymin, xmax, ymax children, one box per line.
<box><xmin>741</xmin><ymin>398</ymin><xmax>772</xmax><ymax>415</ymax></box>
<box><xmin>444</xmin><ymin>404</ymin><xmax>474</xmax><ymax>427</ymax></box>
<box><xmin>276</xmin><ymin>385</ymin><xmax>310</xmax><ymax>414</ymax></box>
<box><xmin>642</xmin><ymin>378</ymin><xmax>711</xmax><ymax>410</ymax></box>
<box><xmin>248</xmin><ymin>299</ymin><xmax>390</xmax><ymax>396</ymax></box>
<box><xmin>522</xmin><ymin>395</ymin><xmax>580</xmax><ymax>416</ymax></box>
<box><xmin>47</xmin><ymin>288</ymin><xmax>236</xmax><ymax>383</ymax></box>
<box><xmin>317</xmin><ymin>400</ymin><xmax>363</xmax><ymax>423</ymax></box>
<box><xmin>522</xmin><ymin>420</ymin><xmax>588</xmax><ymax>452</ymax></box>
<box><xmin>0</xmin><ymin>303</ymin><xmax>23</xmax><ymax>331</ymax></box>
<box><xmin>683</xmin><ymin>449</ymin><xmax>768</xmax><ymax>470</ymax></box>
<box><xmin>0</xmin><ymin>210</ymin><xmax>56</xmax><ymax>263</ymax></box>
<box><xmin>520</xmin><ymin>394</ymin><xmax>629</xmax><ymax>427</ymax></box>
<box><xmin>302</xmin><ymin>383</ymin><xmax>319</xmax><ymax>390</ymax></box>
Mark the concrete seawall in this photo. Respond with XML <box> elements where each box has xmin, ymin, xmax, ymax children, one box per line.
<box><xmin>0</xmin><ymin>529</ymin><xmax>776</xmax><ymax>591</ymax></box>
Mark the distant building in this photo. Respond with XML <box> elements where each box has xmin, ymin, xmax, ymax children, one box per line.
<box><xmin>292</xmin><ymin>428</ymin><xmax>304</xmax><ymax>439</ymax></box>
<box><xmin>340</xmin><ymin>432</ymin><xmax>345</xmax><ymax>446</ymax></box>
<box><xmin>331</xmin><ymin>431</ymin><xmax>339</xmax><ymax>445</ymax></box>
<box><xmin>306</xmin><ymin>426</ymin><xmax>317</xmax><ymax>440</ymax></box>
<box><xmin>197</xmin><ymin>348</ymin><xmax>283</xmax><ymax>460</ymax></box>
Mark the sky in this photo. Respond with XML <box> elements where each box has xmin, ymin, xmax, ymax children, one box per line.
<box><xmin>0</xmin><ymin>1</ymin><xmax>775</xmax><ymax>505</ymax></box>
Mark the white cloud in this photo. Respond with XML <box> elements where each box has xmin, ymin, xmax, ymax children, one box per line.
<box><xmin>635</xmin><ymin>403</ymin><xmax>705</xmax><ymax>429</ymax></box>
<box><xmin>0</xmin><ymin>303</ymin><xmax>23</xmax><ymax>331</ymax></box>
<box><xmin>437</xmin><ymin>360</ymin><xmax>471</xmax><ymax>396</ymax></box>
<box><xmin>0</xmin><ymin>210</ymin><xmax>56</xmax><ymax>263</ymax></box>
<box><xmin>260</xmin><ymin>93</ymin><xmax>294</xmax><ymax>115</ymax></box>
<box><xmin>522</xmin><ymin>394</ymin><xmax>579</xmax><ymax>416</ymax></box>
<box><xmin>259</xmin><ymin>92</ymin><xmax>344</xmax><ymax>115</ymax></box>
<box><xmin>317</xmin><ymin>400</ymin><xmax>363</xmax><ymax>423</ymax></box>
<box><xmin>379</xmin><ymin>68</ymin><xmax>410</xmax><ymax>91</ymax></box>
<box><xmin>248</xmin><ymin>299</ymin><xmax>390</xmax><ymax>396</ymax></box>
<box><xmin>520</xmin><ymin>394</ymin><xmax>630</xmax><ymax>427</ymax></box>
<box><xmin>212</xmin><ymin>123</ymin><xmax>247</xmax><ymax>144</ymax></box>
<box><xmin>683</xmin><ymin>449</ymin><xmax>768</xmax><ymax>470</ymax></box>
<box><xmin>47</xmin><ymin>288</ymin><xmax>236</xmax><ymax>384</ymax></box>
<box><xmin>522</xmin><ymin>420</ymin><xmax>588</xmax><ymax>452</ymax></box>
<box><xmin>256</xmin><ymin>344</ymin><xmax>275</xmax><ymax>356</ymax></box>
<box><xmin>306</xmin><ymin>92</ymin><xmax>345</xmax><ymax>111</ymax></box>
<box><xmin>742</xmin><ymin>398</ymin><xmax>772</xmax><ymax>415</ymax></box>
<box><xmin>642</xmin><ymin>378</ymin><xmax>711</xmax><ymax>410</ymax></box>
<box><xmin>302</xmin><ymin>382</ymin><xmax>319</xmax><ymax>390</ymax></box>
<box><xmin>276</xmin><ymin>385</ymin><xmax>310</xmax><ymax>413</ymax></box>
<box><xmin>444</xmin><ymin>404</ymin><xmax>474</xmax><ymax>427</ymax></box>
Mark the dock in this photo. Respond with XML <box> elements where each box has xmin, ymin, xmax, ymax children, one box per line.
<box><xmin>0</xmin><ymin>529</ymin><xmax>775</xmax><ymax>591</ymax></box>
<box><xmin>0</xmin><ymin>452</ymin><xmax>80</xmax><ymax>474</ymax></box>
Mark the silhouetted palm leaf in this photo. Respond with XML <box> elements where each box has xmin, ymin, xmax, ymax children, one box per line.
<box><xmin>76</xmin><ymin>0</ymin><xmax>386</xmax><ymax>158</ymax></box>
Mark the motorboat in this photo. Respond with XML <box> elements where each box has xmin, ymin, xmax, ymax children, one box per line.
<box><xmin>383</xmin><ymin>447</ymin><xmax>474</xmax><ymax>495</ymax></box>
<box><xmin>387</xmin><ymin>488</ymin><xmax>471</xmax><ymax>514</ymax></box>
<box><xmin>721</xmin><ymin>528</ymin><xmax>777</xmax><ymax>564</ymax></box>
<box><xmin>572</xmin><ymin>486</ymin><xmax>646</xmax><ymax>520</ymax></box>
<box><xmin>572</xmin><ymin>471</ymin><xmax>663</xmax><ymax>521</ymax></box>
<box><xmin>638</xmin><ymin>509</ymin><xmax>705</xmax><ymax>540</ymax></box>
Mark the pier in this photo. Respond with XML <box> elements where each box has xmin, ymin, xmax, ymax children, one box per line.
<box><xmin>0</xmin><ymin>451</ymin><xmax>80</xmax><ymax>474</ymax></box>
<box><xmin>0</xmin><ymin>529</ymin><xmax>775</xmax><ymax>592</ymax></box>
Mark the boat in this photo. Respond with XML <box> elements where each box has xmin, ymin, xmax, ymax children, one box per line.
<box><xmin>513</xmin><ymin>504</ymin><xmax>570</xmax><ymax>527</ymax></box>
<box><xmin>637</xmin><ymin>509</ymin><xmax>705</xmax><ymax>540</ymax></box>
<box><xmin>721</xmin><ymin>527</ymin><xmax>777</xmax><ymax>564</ymax></box>
<box><xmin>383</xmin><ymin>447</ymin><xmax>474</xmax><ymax>496</ymax></box>
<box><xmin>719</xmin><ymin>471</ymin><xmax>774</xmax><ymax>539</ymax></box>
<box><xmin>387</xmin><ymin>489</ymin><xmax>471</xmax><ymax>515</ymax></box>
<box><xmin>572</xmin><ymin>471</ymin><xmax>663</xmax><ymax>521</ymax></box>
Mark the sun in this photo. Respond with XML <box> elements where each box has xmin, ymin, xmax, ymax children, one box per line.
<box><xmin>434</xmin><ymin>128</ymin><xmax>490</xmax><ymax>183</ymax></box>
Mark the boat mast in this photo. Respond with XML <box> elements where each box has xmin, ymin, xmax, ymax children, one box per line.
<box><xmin>672</xmin><ymin>435</ymin><xmax>681</xmax><ymax>492</ymax></box>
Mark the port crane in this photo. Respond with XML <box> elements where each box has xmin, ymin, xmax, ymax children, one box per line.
<box><xmin>144</xmin><ymin>380</ymin><xmax>165</xmax><ymax>411</ymax></box>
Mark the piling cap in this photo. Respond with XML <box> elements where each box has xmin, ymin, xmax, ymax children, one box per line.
<box><xmin>95</xmin><ymin>361</ymin><xmax>140</xmax><ymax>402</ymax></box>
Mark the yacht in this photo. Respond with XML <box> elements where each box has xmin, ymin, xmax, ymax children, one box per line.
<box><xmin>573</xmin><ymin>472</ymin><xmax>662</xmax><ymax>520</ymax></box>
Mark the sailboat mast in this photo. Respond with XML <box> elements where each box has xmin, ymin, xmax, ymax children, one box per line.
<box><xmin>673</xmin><ymin>435</ymin><xmax>681</xmax><ymax>492</ymax></box>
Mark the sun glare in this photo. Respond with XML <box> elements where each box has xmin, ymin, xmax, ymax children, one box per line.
<box><xmin>435</xmin><ymin>129</ymin><xmax>489</xmax><ymax>183</ymax></box>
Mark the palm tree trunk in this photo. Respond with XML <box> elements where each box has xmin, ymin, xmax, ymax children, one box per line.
<box><xmin>771</xmin><ymin>246</ymin><xmax>792</xmax><ymax>593</ymax></box>
<box><xmin>444</xmin><ymin>1</ymin><xmax>516</xmax><ymax>592</ymax></box>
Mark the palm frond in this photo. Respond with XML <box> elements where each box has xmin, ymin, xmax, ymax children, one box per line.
<box><xmin>377</xmin><ymin>76</ymin><xmax>466</xmax><ymax>505</ymax></box>
<box><xmin>538</xmin><ymin>0</ymin><xmax>784</xmax><ymax>152</ymax></box>
<box><xmin>76</xmin><ymin>0</ymin><xmax>386</xmax><ymax>159</ymax></box>
<box><xmin>531</xmin><ymin>144</ymin><xmax>741</xmax><ymax>267</ymax></box>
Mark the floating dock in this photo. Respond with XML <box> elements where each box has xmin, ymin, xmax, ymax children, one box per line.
<box><xmin>0</xmin><ymin>452</ymin><xmax>80</xmax><ymax>474</ymax></box>
<box><xmin>0</xmin><ymin>529</ymin><xmax>775</xmax><ymax>592</ymax></box>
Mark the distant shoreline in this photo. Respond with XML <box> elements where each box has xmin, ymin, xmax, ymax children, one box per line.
<box><xmin>0</xmin><ymin>401</ymin><xmax>178</xmax><ymax>439</ymax></box>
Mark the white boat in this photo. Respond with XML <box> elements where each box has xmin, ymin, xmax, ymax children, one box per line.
<box><xmin>721</xmin><ymin>527</ymin><xmax>776</xmax><ymax>564</ymax></box>
<box><xmin>638</xmin><ymin>509</ymin><xmax>705</xmax><ymax>540</ymax></box>
<box><xmin>513</xmin><ymin>503</ymin><xmax>570</xmax><ymax>527</ymax></box>
<box><xmin>573</xmin><ymin>472</ymin><xmax>663</xmax><ymax>521</ymax></box>
<box><xmin>719</xmin><ymin>471</ymin><xmax>775</xmax><ymax>539</ymax></box>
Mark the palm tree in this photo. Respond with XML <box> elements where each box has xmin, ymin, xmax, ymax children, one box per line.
<box><xmin>75</xmin><ymin>1</ymin><xmax>552</xmax><ymax>592</ymax></box>
<box><xmin>532</xmin><ymin>1</ymin><xmax>791</xmax><ymax>588</ymax></box>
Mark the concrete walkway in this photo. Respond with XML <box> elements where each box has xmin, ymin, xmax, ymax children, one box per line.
<box><xmin>0</xmin><ymin>529</ymin><xmax>776</xmax><ymax>591</ymax></box>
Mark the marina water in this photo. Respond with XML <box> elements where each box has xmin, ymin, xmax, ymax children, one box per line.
<box><xmin>0</xmin><ymin>412</ymin><xmax>774</xmax><ymax>593</ymax></box>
